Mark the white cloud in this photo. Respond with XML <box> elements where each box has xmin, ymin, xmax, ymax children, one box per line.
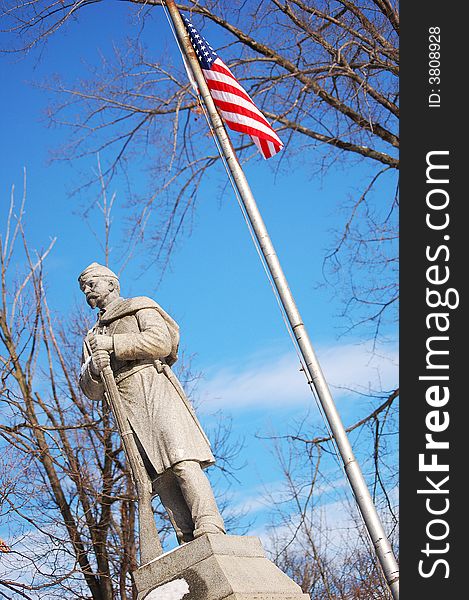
<box><xmin>252</xmin><ymin>485</ymin><xmax>399</xmax><ymax>562</ymax></box>
<box><xmin>199</xmin><ymin>341</ymin><xmax>398</xmax><ymax>412</ymax></box>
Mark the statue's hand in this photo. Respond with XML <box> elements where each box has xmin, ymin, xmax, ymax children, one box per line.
<box><xmin>90</xmin><ymin>349</ymin><xmax>111</xmax><ymax>375</ymax></box>
<box><xmin>90</xmin><ymin>334</ymin><xmax>114</xmax><ymax>352</ymax></box>
<box><xmin>89</xmin><ymin>333</ymin><xmax>113</xmax><ymax>374</ymax></box>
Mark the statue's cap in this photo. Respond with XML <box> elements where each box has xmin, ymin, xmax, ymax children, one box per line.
<box><xmin>78</xmin><ymin>262</ymin><xmax>118</xmax><ymax>284</ymax></box>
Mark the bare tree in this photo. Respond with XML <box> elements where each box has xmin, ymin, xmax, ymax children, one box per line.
<box><xmin>262</xmin><ymin>386</ymin><xmax>398</xmax><ymax>599</ymax></box>
<box><xmin>0</xmin><ymin>180</ymin><xmax>243</xmax><ymax>599</ymax></box>
<box><xmin>0</xmin><ymin>182</ymin><xmax>139</xmax><ymax>599</ymax></box>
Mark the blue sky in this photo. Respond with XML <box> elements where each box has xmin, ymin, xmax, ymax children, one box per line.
<box><xmin>0</xmin><ymin>1</ymin><xmax>398</xmax><ymax>547</ymax></box>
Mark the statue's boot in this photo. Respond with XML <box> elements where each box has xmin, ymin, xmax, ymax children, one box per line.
<box><xmin>153</xmin><ymin>468</ymin><xmax>195</xmax><ymax>544</ymax></box>
<box><xmin>172</xmin><ymin>460</ymin><xmax>225</xmax><ymax>538</ymax></box>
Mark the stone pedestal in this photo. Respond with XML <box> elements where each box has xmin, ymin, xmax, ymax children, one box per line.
<box><xmin>133</xmin><ymin>534</ymin><xmax>310</xmax><ymax>600</ymax></box>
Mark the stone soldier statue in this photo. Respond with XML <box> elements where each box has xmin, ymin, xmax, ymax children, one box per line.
<box><xmin>78</xmin><ymin>262</ymin><xmax>225</xmax><ymax>544</ymax></box>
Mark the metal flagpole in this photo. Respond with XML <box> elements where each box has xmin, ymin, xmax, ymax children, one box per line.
<box><xmin>163</xmin><ymin>2</ymin><xmax>399</xmax><ymax>598</ymax></box>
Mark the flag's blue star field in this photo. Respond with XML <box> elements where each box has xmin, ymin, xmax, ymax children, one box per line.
<box><xmin>181</xmin><ymin>14</ymin><xmax>218</xmax><ymax>70</ymax></box>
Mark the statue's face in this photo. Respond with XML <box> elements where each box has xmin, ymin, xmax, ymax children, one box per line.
<box><xmin>80</xmin><ymin>276</ymin><xmax>115</xmax><ymax>310</ymax></box>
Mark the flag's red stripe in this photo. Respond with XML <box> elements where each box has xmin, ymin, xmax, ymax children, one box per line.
<box><xmin>209</xmin><ymin>60</ymin><xmax>237</xmax><ymax>80</ymax></box>
<box><xmin>213</xmin><ymin>98</ymin><xmax>272</xmax><ymax>129</ymax></box>
<box><xmin>207</xmin><ymin>60</ymin><xmax>262</xmax><ymax>107</ymax></box>
<box><xmin>204</xmin><ymin>75</ymin><xmax>253</xmax><ymax>105</ymax></box>
<box><xmin>209</xmin><ymin>86</ymin><xmax>269</xmax><ymax>125</ymax></box>
<box><xmin>205</xmin><ymin>80</ymin><xmax>282</xmax><ymax>144</ymax></box>
<box><xmin>260</xmin><ymin>137</ymin><xmax>272</xmax><ymax>159</ymax></box>
<box><xmin>219</xmin><ymin>107</ymin><xmax>282</xmax><ymax>146</ymax></box>
<box><xmin>223</xmin><ymin>118</ymin><xmax>282</xmax><ymax>149</ymax></box>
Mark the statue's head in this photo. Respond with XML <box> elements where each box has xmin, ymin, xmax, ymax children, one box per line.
<box><xmin>78</xmin><ymin>262</ymin><xmax>120</xmax><ymax>310</ymax></box>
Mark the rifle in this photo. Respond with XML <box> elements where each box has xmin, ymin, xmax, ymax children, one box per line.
<box><xmin>100</xmin><ymin>365</ymin><xmax>163</xmax><ymax>565</ymax></box>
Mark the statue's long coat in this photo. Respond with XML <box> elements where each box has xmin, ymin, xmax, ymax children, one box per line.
<box><xmin>79</xmin><ymin>296</ymin><xmax>214</xmax><ymax>475</ymax></box>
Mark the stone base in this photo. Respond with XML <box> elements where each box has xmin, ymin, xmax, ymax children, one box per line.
<box><xmin>133</xmin><ymin>534</ymin><xmax>310</xmax><ymax>600</ymax></box>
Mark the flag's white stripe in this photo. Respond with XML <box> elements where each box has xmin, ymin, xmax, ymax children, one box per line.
<box><xmin>222</xmin><ymin>112</ymin><xmax>281</xmax><ymax>145</ymax></box>
<box><xmin>220</xmin><ymin>109</ymin><xmax>282</xmax><ymax>144</ymax></box>
<box><xmin>203</xmin><ymin>67</ymin><xmax>250</xmax><ymax>99</ymax></box>
<box><xmin>252</xmin><ymin>136</ymin><xmax>268</xmax><ymax>158</ymax></box>
<box><xmin>252</xmin><ymin>137</ymin><xmax>262</xmax><ymax>151</ymax></box>
<box><xmin>182</xmin><ymin>53</ymin><xmax>198</xmax><ymax>93</ymax></box>
<box><xmin>210</xmin><ymin>89</ymin><xmax>269</xmax><ymax>123</ymax></box>
<box><xmin>213</xmin><ymin>57</ymin><xmax>237</xmax><ymax>78</ymax></box>
<box><xmin>209</xmin><ymin>57</ymin><xmax>241</xmax><ymax>82</ymax></box>
<box><xmin>223</xmin><ymin>110</ymin><xmax>282</xmax><ymax>145</ymax></box>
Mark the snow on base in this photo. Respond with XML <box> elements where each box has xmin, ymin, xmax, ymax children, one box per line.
<box><xmin>145</xmin><ymin>578</ymin><xmax>190</xmax><ymax>600</ymax></box>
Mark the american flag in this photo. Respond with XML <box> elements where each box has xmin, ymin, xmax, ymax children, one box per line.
<box><xmin>181</xmin><ymin>14</ymin><xmax>283</xmax><ymax>160</ymax></box>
